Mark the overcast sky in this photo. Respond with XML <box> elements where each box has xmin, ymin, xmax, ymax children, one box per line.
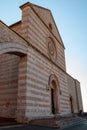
<box><xmin>0</xmin><ymin>0</ymin><xmax>87</xmax><ymax>112</ymax></box>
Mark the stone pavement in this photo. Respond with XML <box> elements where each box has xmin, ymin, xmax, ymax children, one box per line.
<box><xmin>0</xmin><ymin>116</ymin><xmax>87</xmax><ymax>130</ymax></box>
<box><xmin>61</xmin><ymin>124</ymin><xmax>87</xmax><ymax>130</ymax></box>
<box><xmin>0</xmin><ymin>125</ymin><xmax>55</xmax><ymax>130</ymax></box>
<box><xmin>0</xmin><ymin>124</ymin><xmax>87</xmax><ymax>130</ymax></box>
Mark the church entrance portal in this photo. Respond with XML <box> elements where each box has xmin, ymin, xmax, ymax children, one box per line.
<box><xmin>50</xmin><ymin>77</ymin><xmax>59</xmax><ymax>114</ymax></box>
<box><xmin>51</xmin><ymin>88</ymin><xmax>55</xmax><ymax>114</ymax></box>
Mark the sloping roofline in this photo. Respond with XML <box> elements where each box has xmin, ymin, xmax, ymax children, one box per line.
<box><xmin>10</xmin><ymin>20</ymin><xmax>21</xmax><ymax>28</ymax></box>
<box><xmin>20</xmin><ymin>2</ymin><xmax>65</xmax><ymax>48</ymax></box>
<box><xmin>10</xmin><ymin>2</ymin><xmax>65</xmax><ymax>48</ymax></box>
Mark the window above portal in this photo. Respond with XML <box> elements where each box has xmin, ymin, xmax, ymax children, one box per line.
<box><xmin>47</xmin><ymin>37</ymin><xmax>57</xmax><ymax>62</ymax></box>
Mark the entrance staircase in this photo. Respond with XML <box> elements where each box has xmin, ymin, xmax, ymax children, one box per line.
<box><xmin>57</xmin><ymin>115</ymin><xmax>87</xmax><ymax>129</ymax></box>
<box><xmin>0</xmin><ymin>115</ymin><xmax>87</xmax><ymax>129</ymax></box>
<box><xmin>29</xmin><ymin>114</ymin><xmax>87</xmax><ymax>129</ymax></box>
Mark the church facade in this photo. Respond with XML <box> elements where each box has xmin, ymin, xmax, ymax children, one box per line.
<box><xmin>0</xmin><ymin>2</ymin><xmax>83</xmax><ymax>122</ymax></box>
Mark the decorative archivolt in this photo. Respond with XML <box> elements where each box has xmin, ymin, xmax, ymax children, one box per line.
<box><xmin>47</xmin><ymin>74</ymin><xmax>61</xmax><ymax>95</ymax></box>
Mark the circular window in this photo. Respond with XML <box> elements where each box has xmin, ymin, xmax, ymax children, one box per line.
<box><xmin>48</xmin><ymin>37</ymin><xmax>57</xmax><ymax>61</ymax></box>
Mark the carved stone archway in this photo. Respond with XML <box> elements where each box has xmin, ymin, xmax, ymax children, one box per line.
<box><xmin>48</xmin><ymin>74</ymin><xmax>60</xmax><ymax>114</ymax></box>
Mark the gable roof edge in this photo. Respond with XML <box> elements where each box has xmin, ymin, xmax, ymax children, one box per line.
<box><xmin>29</xmin><ymin>4</ymin><xmax>65</xmax><ymax>49</ymax></box>
<box><xmin>49</xmin><ymin>11</ymin><xmax>65</xmax><ymax>48</ymax></box>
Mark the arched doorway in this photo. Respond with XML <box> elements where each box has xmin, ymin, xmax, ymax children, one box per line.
<box><xmin>49</xmin><ymin>74</ymin><xmax>60</xmax><ymax>114</ymax></box>
<box><xmin>51</xmin><ymin>80</ymin><xmax>57</xmax><ymax>114</ymax></box>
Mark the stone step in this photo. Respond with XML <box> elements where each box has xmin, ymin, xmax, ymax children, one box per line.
<box><xmin>29</xmin><ymin>118</ymin><xmax>60</xmax><ymax>128</ymax></box>
<box><xmin>56</xmin><ymin>117</ymin><xmax>87</xmax><ymax>128</ymax></box>
<box><xmin>29</xmin><ymin>116</ymin><xmax>87</xmax><ymax>129</ymax></box>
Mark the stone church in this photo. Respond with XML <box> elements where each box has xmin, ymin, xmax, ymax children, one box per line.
<box><xmin>0</xmin><ymin>2</ymin><xmax>83</xmax><ymax>123</ymax></box>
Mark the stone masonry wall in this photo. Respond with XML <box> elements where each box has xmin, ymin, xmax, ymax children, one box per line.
<box><xmin>0</xmin><ymin>54</ymin><xmax>20</xmax><ymax>118</ymax></box>
<box><xmin>67</xmin><ymin>75</ymin><xmax>78</xmax><ymax>113</ymax></box>
<box><xmin>20</xmin><ymin>4</ymin><xmax>66</xmax><ymax>71</ymax></box>
<box><xmin>75</xmin><ymin>80</ymin><xmax>83</xmax><ymax>112</ymax></box>
<box><xmin>10</xmin><ymin>22</ymin><xmax>22</xmax><ymax>36</ymax></box>
<box><xmin>7</xmin><ymin>3</ymin><xmax>83</xmax><ymax>120</ymax></box>
<box><xmin>32</xmin><ymin>4</ymin><xmax>63</xmax><ymax>45</ymax></box>
<box><xmin>25</xmin><ymin>47</ymin><xmax>71</xmax><ymax>119</ymax></box>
